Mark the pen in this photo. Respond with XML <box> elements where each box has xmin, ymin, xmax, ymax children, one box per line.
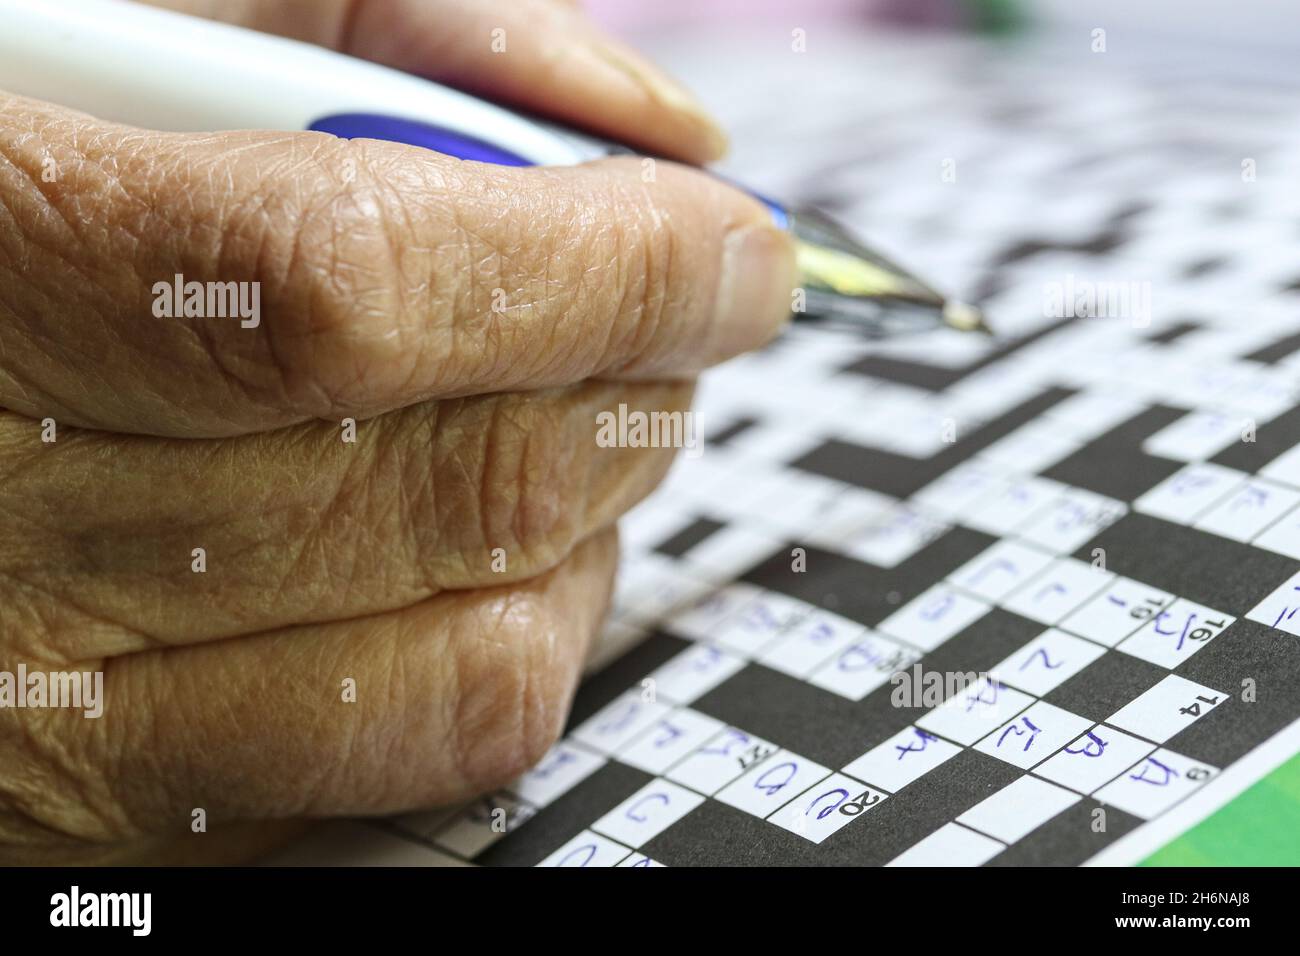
<box><xmin>0</xmin><ymin>0</ymin><xmax>989</xmax><ymax>338</ymax></box>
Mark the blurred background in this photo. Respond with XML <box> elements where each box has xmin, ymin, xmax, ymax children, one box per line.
<box><xmin>587</xmin><ymin>0</ymin><xmax>1300</xmax><ymax>51</ymax></box>
<box><xmin>564</xmin><ymin>0</ymin><xmax>1300</xmax><ymax>362</ymax></box>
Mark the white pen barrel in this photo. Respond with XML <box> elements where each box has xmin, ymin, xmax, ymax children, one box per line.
<box><xmin>0</xmin><ymin>0</ymin><xmax>586</xmax><ymax>164</ymax></box>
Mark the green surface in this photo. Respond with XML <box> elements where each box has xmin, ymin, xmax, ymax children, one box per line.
<box><xmin>1141</xmin><ymin>751</ymin><xmax>1300</xmax><ymax>866</ymax></box>
<box><xmin>963</xmin><ymin>0</ymin><xmax>1027</xmax><ymax>34</ymax></box>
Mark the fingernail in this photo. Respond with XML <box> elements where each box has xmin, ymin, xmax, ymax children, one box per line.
<box><xmin>708</xmin><ymin>223</ymin><xmax>798</xmax><ymax>366</ymax></box>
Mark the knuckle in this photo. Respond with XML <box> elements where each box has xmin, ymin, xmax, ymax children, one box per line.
<box><xmin>234</xmin><ymin>138</ymin><xmax>430</xmax><ymax>415</ymax></box>
<box><xmin>481</xmin><ymin>397</ymin><xmax>575</xmax><ymax>562</ymax></box>
<box><xmin>447</xmin><ymin>592</ymin><xmax>575</xmax><ymax>790</ymax></box>
<box><xmin>587</xmin><ymin>184</ymin><xmax>683</xmax><ymax>375</ymax></box>
<box><xmin>96</xmin><ymin>657</ymin><xmax>197</xmax><ymax>840</ymax></box>
<box><xmin>421</xmin><ymin>394</ymin><xmax>581</xmax><ymax>581</ymax></box>
<box><xmin>622</xmin><ymin>202</ymin><xmax>679</xmax><ymax>355</ymax></box>
<box><xmin>0</xmin><ymin>702</ymin><xmax>135</xmax><ymax>847</ymax></box>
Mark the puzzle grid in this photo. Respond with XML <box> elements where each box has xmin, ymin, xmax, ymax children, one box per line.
<box><xmin>364</xmin><ymin>35</ymin><xmax>1300</xmax><ymax>866</ymax></box>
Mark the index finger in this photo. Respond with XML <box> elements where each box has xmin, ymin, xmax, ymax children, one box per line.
<box><xmin>139</xmin><ymin>0</ymin><xmax>730</xmax><ymax>164</ymax></box>
<box><xmin>0</xmin><ymin>98</ymin><xmax>796</xmax><ymax>437</ymax></box>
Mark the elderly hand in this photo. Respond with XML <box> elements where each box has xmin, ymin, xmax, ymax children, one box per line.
<box><xmin>0</xmin><ymin>0</ymin><xmax>795</xmax><ymax>863</ymax></box>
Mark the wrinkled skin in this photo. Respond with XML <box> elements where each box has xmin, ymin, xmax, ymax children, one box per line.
<box><xmin>0</xmin><ymin>0</ymin><xmax>796</xmax><ymax>863</ymax></box>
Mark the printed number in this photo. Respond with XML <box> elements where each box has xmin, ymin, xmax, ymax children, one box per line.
<box><xmin>838</xmin><ymin>789</ymin><xmax>881</xmax><ymax>817</ymax></box>
<box><xmin>1178</xmin><ymin>694</ymin><xmax>1220</xmax><ymax>717</ymax></box>
<box><xmin>1187</xmin><ymin>618</ymin><xmax>1225</xmax><ymax>642</ymax></box>
<box><xmin>738</xmin><ymin>743</ymin><xmax>777</xmax><ymax>770</ymax></box>
<box><xmin>1129</xmin><ymin>597</ymin><xmax>1164</xmax><ymax>621</ymax></box>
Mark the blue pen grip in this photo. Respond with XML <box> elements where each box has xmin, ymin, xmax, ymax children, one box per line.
<box><xmin>309</xmin><ymin>113</ymin><xmax>534</xmax><ymax>166</ymax></box>
<box><xmin>308</xmin><ymin>112</ymin><xmax>789</xmax><ymax>228</ymax></box>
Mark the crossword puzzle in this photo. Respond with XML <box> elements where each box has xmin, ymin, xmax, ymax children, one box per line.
<box><xmin>307</xmin><ymin>36</ymin><xmax>1300</xmax><ymax>866</ymax></box>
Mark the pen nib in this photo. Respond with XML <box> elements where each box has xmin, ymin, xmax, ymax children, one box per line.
<box><xmin>941</xmin><ymin>300</ymin><xmax>994</xmax><ymax>335</ymax></box>
<box><xmin>786</xmin><ymin>206</ymin><xmax>989</xmax><ymax>338</ymax></box>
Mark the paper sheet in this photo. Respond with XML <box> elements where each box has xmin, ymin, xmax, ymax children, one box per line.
<box><xmin>269</xmin><ymin>28</ymin><xmax>1300</xmax><ymax>867</ymax></box>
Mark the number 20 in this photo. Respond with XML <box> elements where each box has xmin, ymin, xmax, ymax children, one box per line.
<box><xmin>839</xmin><ymin>789</ymin><xmax>881</xmax><ymax>817</ymax></box>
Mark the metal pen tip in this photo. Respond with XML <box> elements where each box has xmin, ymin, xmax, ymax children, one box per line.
<box><xmin>942</xmin><ymin>299</ymin><xmax>994</xmax><ymax>335</ymax></box>
<box><xmin>786</xmin><ymin>205</ymin><xmax>991</xmax><ymax>338</ymax></box>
